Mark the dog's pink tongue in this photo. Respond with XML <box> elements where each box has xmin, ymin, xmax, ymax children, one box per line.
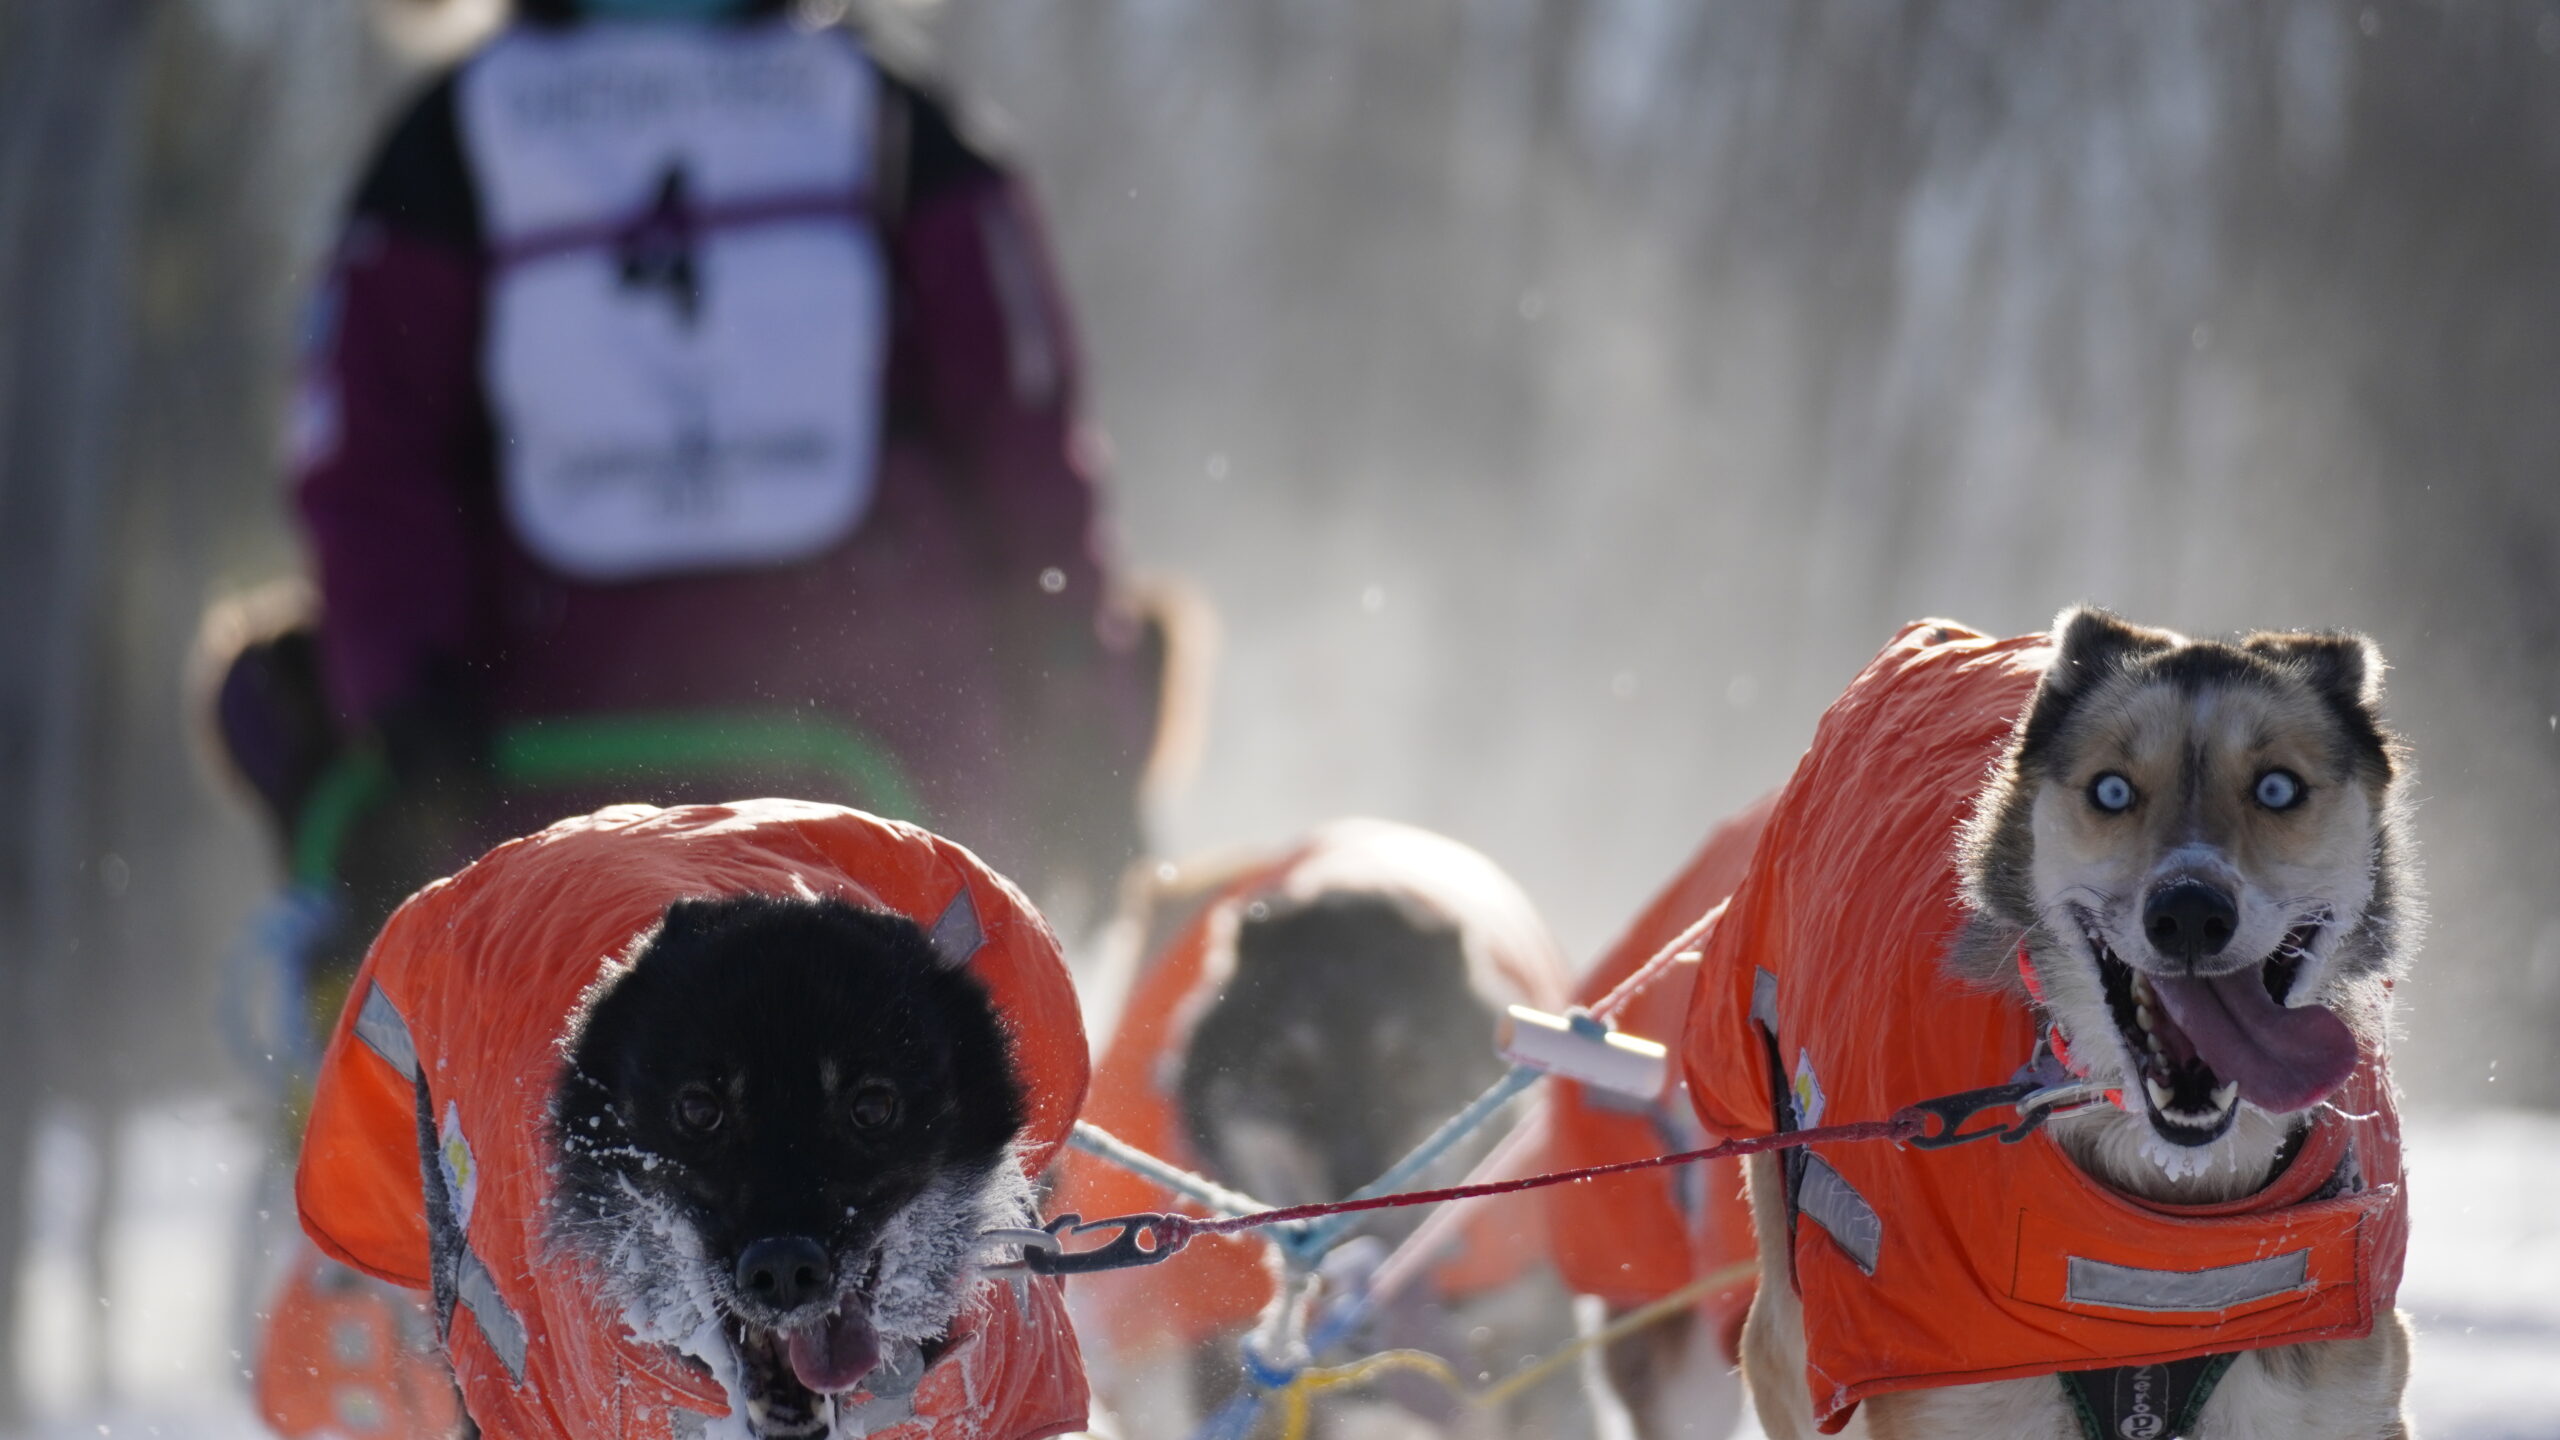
<box><xmin>784</xmin><ymin>1297</ymin><xmax>879</xmax><ymax>1395</ymax></box>
<box><xmin>2150</xmin><ymin>970</ymin><xmax>2358</xmax><ymax>1114</ymax></box>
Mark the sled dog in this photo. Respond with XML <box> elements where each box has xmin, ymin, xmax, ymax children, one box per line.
<box><xmin>553</xmin><ymin>895</ymin><xmax>1031</xmax><ymax>1440</ymax></box>
<box><xmin>1735</xmin><ymin>610</ymin><xmax>2415</xmax><ymax>1438</ymax></box>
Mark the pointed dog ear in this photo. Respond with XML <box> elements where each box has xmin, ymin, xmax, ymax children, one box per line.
<box><xmin>2011</xmin><ymin>607</ymin><xmax>2178</xmax><ymax>771</ymax></box>
<box><xmin>2243</xmin><ymin>629</ymin><xmax>2388</xmax><ymax>715</ymax></box>
<box><xmin>2045</xmin><ymin>606</ymin><xmax>2179</xmax><ymax>699</ymax></box>
<box><xmin>656</xmin><ymin>897</ymin><xmax>722</xmax><ymax>937</ymax></box>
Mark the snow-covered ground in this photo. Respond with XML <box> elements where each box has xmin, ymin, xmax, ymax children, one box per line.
<box><xmin>8</xmin><ymin>1099</ymin><xmax>273</xmax><ymax>1440</ymax></box>
<box><xmin>2398</xmin><ymin>1110</ymin><xmax>2560</xmax><ymax>1440</ymax></box>
<box><xmin>8</xmin><ymin>1104</ymin><xmax>2556</xmax><ymax>1439</ymax></box>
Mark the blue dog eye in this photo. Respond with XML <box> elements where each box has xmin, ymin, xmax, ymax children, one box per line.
<box><xmin>2255</xmin><ymin>769</ymin><xmax>2304</xmax><ymax>809</ymax></box>
<box><xmin>2089</xmin><ymin>773</ymin><xmax>2136</xmax><ymax>813</ymax></box>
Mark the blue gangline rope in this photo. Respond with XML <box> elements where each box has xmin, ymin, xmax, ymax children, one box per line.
<box><xmin>1167</xmin><ymin>1061</ymin><xmax>1546</xmax><ymax>1440</ymax></box>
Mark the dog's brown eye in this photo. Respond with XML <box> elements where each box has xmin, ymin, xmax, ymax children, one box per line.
<box><xmin>672</xmin><ymin>1083</ymin><xmax>723</xmax><ymax>1136</ymax></box>
<box><xmin>849</xmin><ymin>1082</ymin><xmax>901</xmax><ymax>1134</ymax></box>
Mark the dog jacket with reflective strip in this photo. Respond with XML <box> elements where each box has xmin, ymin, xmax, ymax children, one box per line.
<box><xmin>1542</xmin><ymin>793</ymin><xmax>1774</xmax><ymax>1357</ymax></box>
<box><xmin>1051</xmin><ymin>820</ymin><xmax>1571</xmax><ymax>1357</ymax></box>
<box><xmin>1682</xmin><ymin>622</ymin><xmax>2407</xmax><ymax>1431</ymax></box>
<box><xmin>296</xmin><ymin>800</ymin><xmax>1091</xmax><ymax>1440</ymax></box>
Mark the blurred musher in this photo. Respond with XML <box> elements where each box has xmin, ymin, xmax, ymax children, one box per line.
<box><xmin>210</xmin><ymin>0</ymin><xmax>1161</xmax><ymax>987</ymax></box>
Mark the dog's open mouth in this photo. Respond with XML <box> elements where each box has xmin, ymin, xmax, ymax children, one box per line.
<box><xmin>2088</xmin><ymin>921</ymin><xmax>2358</xmax><ymax>1147</ymax></box>
<box><xmin>729</xmin><ymin>1293</ymin><xmax>881</xmax><ymax>1439</ymax></box>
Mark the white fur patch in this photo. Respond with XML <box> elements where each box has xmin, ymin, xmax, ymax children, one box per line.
<box><xmin>556</xmin><ymin>1172</ymin><xmax>754</xmax><ymax>1440</ymax></box>
<box><xmin>552</xmin><ymin>1143</ymin><xmax>1035</xmax><ymax>1440</ymax></box>
<box><xmin>866</xmin><ymin>1146</ymin><xmax>1034</xmax><ymax>1346</ymax></box>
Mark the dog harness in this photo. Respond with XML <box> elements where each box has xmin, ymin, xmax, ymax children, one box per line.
<box><xmin>1050</xmin><ymin>820</ymin><xmax>1572</xmax><ymax>1358</ymax></box>
<box><xmin>296</xmin><ymin>800</ymin><xmax>1092</xmax><ymax>1440</ymax></box>
<box><xmin>1541</xmin><ymin>793</ymin><xmax>1774</xmax><ymax>1357</ymax></box>
<box><xmin>1681</xmin><ymin>622</ymin><xmax>2407</xmax><ymax>1432</ymax></box>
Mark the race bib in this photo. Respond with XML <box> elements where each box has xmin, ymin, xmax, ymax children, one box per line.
<box><xmin>460</xmin><ymin>24</ymin><xmax>887</xmax><ymax>581</ymax></box>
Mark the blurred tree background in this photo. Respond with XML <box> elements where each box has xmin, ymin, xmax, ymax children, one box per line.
<box><xmin>928</xmin><ymin>0</ymin><xmax>2560</xmax><ymax>1105</ymax></box>
<box><xmin>1</xmin><ymin>0</ymin><xmax>405</xmax><ymax>1414</ymax></box>
<box><xmin>3</xmin><ymin>0</ymin><xmax>2559</xmax><ymax>1418</ymax></box>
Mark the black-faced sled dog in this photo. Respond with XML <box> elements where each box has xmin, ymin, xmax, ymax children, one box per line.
<box><xmin>292</xmin><ymin>801</ymin><xmax>1093</xmax><ymax>1440</ymax></box>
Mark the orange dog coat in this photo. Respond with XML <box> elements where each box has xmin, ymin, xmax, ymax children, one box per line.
<box><xmin>1052</xmin><ymin>820</ymin><xmax>1570</xmax><ymax>1358</ymax></box>
<box><xmin>255</xmin><ymin>1242</ymin><xmax>464</xmax><ymax>1440</ymax></box>
<box><xmin>1541</xmin><ymin>792</ymin><xmax>1775</xmax><ymax>1358</ymax></box>
<box><xmin>295</xmin><ymin>800</ymin><xmax>1092</xmax><ymax>1440</ymax></box>
<box><xmin>1682</xmin><ymin>622</ymin><xmax>2406</xmax><ymax>1430</ymax></box>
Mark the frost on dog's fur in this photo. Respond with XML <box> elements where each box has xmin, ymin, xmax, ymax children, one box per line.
<box><xmin>547</xmin><ymin>1068</ymin><xmax>743</xmax><ymax>1427</ymax></box>
<box><xmin>549</xmin><ymin>1156</ymin><xmax>747</xmax><ymax>1430</ymax></box>
<box><xmin>865</xmin><ymin>1148</ymin><xmax>1033</xmax><ymax>1344</ymax></box>
<box><xmin>542</xmin><ymin>895</ymin><xmax>1033</xmax><ymax>1440</ymax></box>
<box><xmin>547</xmin><ymin>1121</ymin><xmax>1035</xmax><ymax>1440</ymax></box>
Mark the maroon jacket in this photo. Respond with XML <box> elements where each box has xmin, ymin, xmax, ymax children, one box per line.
<box><xmin>292</xmin><ymin>19</ymin><xmax>1147</xmax><ymax>883</ymax></box>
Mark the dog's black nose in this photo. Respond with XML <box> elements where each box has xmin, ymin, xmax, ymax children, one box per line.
<box><xmin>2144</xmin><ymin>881</ymin><xmax>2238</xmax><ymax>963</ymax></box>
<box><xmin>735</xmin><ymin>1237</ymin><xmax>831</xmax><ymax>1312</ymax></box>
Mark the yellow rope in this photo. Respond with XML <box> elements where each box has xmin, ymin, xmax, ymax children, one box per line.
<box><xmin>1269</xmin><ymin>1260</ymin><xmax>1756</xmax><ymax>1440</ymax></box>
<box><xmin>1274</xmin><ymin>1350</ymin><xmax>1468</xmax><ymax>1440</ymax></box>
<box><xmin>1480</xmin><ymin>1261</ymin><xmax>1754</xmax><ymax>1406</ymax></box>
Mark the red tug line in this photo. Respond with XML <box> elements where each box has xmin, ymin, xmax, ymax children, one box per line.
<box><xmin>1025</xmin><ymin>1082</ymin><xmax>2067</xmax><ymax>1277</ymax></box>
